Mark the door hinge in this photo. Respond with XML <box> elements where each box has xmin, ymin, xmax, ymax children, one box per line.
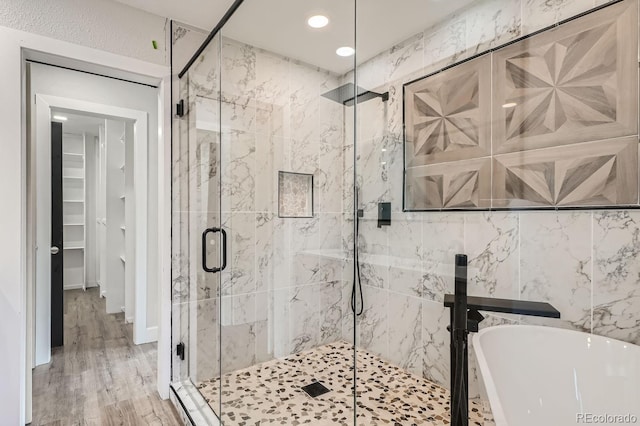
<box><xmin>176</xmin><ymin>342</ymin><xmax>185</xmax><ymax>360</ymax></box>
<box><xmin>176</xmin><ymin>99</ymin><xmax>185</xmax><ymax>117</ymax></box>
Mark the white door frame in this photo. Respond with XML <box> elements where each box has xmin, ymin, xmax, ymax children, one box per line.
<box><xmin>0</xmin><ymin>26</ymin><xmax>172</xmax><ymax>424</ymax></box>
<box><xmin>33</xmin><ymin>95</ymin><xmax>153</xmax><ymax>368</ymax></box>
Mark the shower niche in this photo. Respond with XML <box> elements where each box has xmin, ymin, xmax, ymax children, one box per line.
<box><xmin>278</xmin><ymin>171</ymin><xmax>314</xmax><ymax>218</ymax></box>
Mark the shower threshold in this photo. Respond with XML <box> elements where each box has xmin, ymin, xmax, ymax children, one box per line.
<box><xmin>195</xmin><ymin>341</ymin><xmax>485</xmax><ymax>425</ymax></box>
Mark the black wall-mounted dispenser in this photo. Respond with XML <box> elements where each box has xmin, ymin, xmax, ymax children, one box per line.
<box><xmin>377</xmin><ymin>202</ymin><xmax>391</xmax><ymax>228</ymax></box>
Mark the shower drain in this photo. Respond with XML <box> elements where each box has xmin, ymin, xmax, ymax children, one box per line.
<box><xmin>301</xmin><ymin>381</ymin><xmax>331</xmax><ymax>398</ymax></box>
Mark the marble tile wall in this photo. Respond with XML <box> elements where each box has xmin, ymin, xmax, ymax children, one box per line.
<box><xmin>345</xmin><ymin>0</ymin><xmax>639</xmax><ymax>404</ymax></box>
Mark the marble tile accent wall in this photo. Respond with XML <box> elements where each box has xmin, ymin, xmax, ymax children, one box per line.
<box><xmin>346</xmin><ymin>0</ymin><xmax>640</xmax><ymax>406</ymax></box>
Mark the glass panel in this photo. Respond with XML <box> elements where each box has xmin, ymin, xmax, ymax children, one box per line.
<box><xmin>353</xmin><ymin>1</ymin><xmax>492</xmax><ymax>423</ymax></box>
<box><xmin>354</xmin><ymin>0</ymin><xmax>640</xmax><ymax>424</ymax></box>
<box><xmin>216</xmin><ymin>1</ymin><xmax>357</xmax><ymax>423</ymax></box>
<box><xmin>171</xmin><ymin>28</ymin><xmax>224</xmax><ymax>421</ymax></box>
<box><xmin>353</xmin><ymin>5</ymin><xmax>432</xmax><ymax>423</ymax></box>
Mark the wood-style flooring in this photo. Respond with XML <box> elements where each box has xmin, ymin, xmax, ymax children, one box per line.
<box><xmin>31</xmin><ymin>287</ymin><xmax>181</xmax><ymax>425</ymax></box>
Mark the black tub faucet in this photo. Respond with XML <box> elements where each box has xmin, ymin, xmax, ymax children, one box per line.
<box><xmin>444</xmin><ymin>254</ymin><xmax>560</xmax><ymax>426</ymax></box>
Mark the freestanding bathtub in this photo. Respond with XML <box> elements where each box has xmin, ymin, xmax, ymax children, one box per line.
<box><xmin>473</xmin><ymin>325</ymin><xmax>640</xmax><ymax>426</ymax></box>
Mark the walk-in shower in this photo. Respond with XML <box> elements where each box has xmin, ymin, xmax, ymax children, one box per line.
<box><xmin>170</xmin><ymin>0</ymin><xmax>640</xmax><ymax>424</ymax></box>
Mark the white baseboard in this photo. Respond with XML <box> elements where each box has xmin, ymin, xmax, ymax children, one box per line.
<box><xmin>63</xmin><ymin>283</ymin><xmax>85</xmax><ymax>291</ymax></box>
<box><xmin>147</xmin><ymin>326</ymin><xmax>158</xmax><ymax>341</ymax></box>
<box><xmin>134</xmin><ymin>326</ymin><xmax>158</xmax><ymax>345</ymax></box>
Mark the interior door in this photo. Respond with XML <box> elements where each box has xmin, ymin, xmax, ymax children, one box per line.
<box><xmin>50</xmin><ymin>121</ymin><xmax>64</xmax><ymax>348</ymax></box>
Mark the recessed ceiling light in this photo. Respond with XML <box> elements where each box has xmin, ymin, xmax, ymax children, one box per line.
<box><xmin>308</xmin><ymin>15</ymin><xmax>329</xmax><ymax>28</ymax></box>
<box><xmin>502</xmin><ymin>102</ymin><xmax>517</xmax><ymax>108</ymax></box>
<box><xmin>53</xmin><ymin>115</ymin><xmax>68</xmax><ymax>121</ymax></box>
<box><xmin>336</xmin><ymin>46</ymin><xmax>355</xmax><ymax>57</ymax></box>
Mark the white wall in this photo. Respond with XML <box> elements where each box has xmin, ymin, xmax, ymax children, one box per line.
<box><xmin>0</xmin><ymin>23</ymin><xmax>169</xmax><ymax>424</ymax></box>
<box><xmin>0</xmin><ymin>0</ymin><xmax>168</xmax><ymax>66</ymax></box>
<box><xmin>0</xmin><ymin>37</ymin><xmax>23</xmax><ymax>413</ymax></box>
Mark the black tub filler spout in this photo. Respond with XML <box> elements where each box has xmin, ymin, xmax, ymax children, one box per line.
<box><xmin>444</xmin><ymin>254</ymin><xmax>561</xmax><ymax>426</ymax></box>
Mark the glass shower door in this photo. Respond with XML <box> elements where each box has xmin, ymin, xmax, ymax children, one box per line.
<box><xmin>171</xmin><ymin>33</ymin><xmax>224</xmax><ymax>421</ymax></box>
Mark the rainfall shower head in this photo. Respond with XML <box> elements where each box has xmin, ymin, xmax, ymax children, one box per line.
<box><xmin>321</xmin><ymin>83</ymin><xmax>389</xmax><ymax>106</ymax></box>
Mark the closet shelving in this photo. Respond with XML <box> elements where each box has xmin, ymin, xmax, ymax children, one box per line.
<box><xmin>98</xmin><ymin>121</ymin><xmax>129</xmax><ymax>315</ymax></box>
<box><xmin>92</xmin><ymin>121</ymin><xmax>134</xmax><ymax>321</ymax></box>
<box><xmin>62</xmin><ymin>133</ymin><xmax>87</xmax><ymax>290</ymax></box>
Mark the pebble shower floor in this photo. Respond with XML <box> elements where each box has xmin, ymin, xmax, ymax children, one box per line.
<box><xmin>196</xmin><ymin>341</ymin><xmax>485</xmax><ymax>425</ymax></box>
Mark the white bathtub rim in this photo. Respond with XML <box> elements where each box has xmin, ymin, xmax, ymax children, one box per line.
<box><xmin>472</xmin><ymin>324</ymin><xmax>640</xmax><ymax>426</ymax></box>
<box><xmin>472</xmin><ymin>326</ymin><xmax>508</xmax><ymax>426</ymax></box>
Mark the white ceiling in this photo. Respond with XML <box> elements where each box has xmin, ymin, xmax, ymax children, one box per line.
<box><xmin>114</xmin><ymin>0</ymin><xmax>235</xmax><ymax>30</ymax></box>
<box><xmin>114</xmin><ymin>0</ymin><xmax>478</xmax><ymax>74</ymax></box>
<box><xmin>224</xmin><ymin>0</ymin><xmax>477</xmax><ymax>74</ymax></box>
<box><xmin>51</xmin><ymin>111</ymin><xmax>105</xmax><ymax>135</ymax></box>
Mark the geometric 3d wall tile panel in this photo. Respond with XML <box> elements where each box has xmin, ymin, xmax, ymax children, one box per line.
<box><xmin>404</xmin><ymin>54</ymin><xmax>491</xmax><ymax>168</ymax></box>
<box><xmin>404</xmin><ymin>0</ymin><xmax>639</xmax><ymax>210</ymax></box>
<box><xmin>406</xmin><ymin>158</ymin><xmax>491</xmax><ymax>209</ymax></box>
<box><xmin>492</xmin><ymin>0</ymin><xmax>638</xmax><ymax>155</ymax></box>
<box><xmin>492</xmin><ymin>137</ymin><xmax>638</xmax><ymax>207</ymax></box>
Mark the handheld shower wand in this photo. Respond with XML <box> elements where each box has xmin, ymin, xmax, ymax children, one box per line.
<box><xmin>351</xmin><ymin>186</ymin><xmax>364</xmax><ymax>316</ymax></box>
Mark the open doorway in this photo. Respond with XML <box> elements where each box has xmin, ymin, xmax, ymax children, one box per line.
<box><xmin>47</xmin><ymin>112</ymin><xmax>133</xmax><ymax>345</ymax></box>
<box><xmin>26</xmin><ymin>62</ymin><xmax>176</xmax><ymax>424</ymax></box>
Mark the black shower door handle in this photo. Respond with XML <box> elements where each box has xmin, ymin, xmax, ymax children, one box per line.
<box><xmin>202</xmin><ymin>227</ymin><xmax>228</xmax><ymax>273</ymax></box>
<box><xmin>219</xmin><ymin>228</ymin><xmax>227</xmax><ymax>272</ymax></box>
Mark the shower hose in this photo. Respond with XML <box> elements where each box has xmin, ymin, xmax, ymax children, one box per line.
<box><xmin>351</xmin><ymin>209</ymin><xmax>364</xmax><ymax>316</ymax></box>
